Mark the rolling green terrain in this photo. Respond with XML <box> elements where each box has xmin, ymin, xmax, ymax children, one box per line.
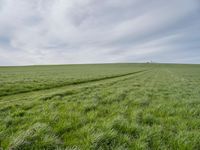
<box><xmin>0</xmin><ymin>63</ymin><xmax>199</xmax><ymax>149</ymax></box>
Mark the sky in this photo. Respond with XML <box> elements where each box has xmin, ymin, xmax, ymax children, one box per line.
<box><xmin>0</xmin><ymin>0</ymin><xmax>200</xmax><ymax>66</ymax></box>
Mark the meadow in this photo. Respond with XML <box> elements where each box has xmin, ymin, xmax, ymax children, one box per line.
<box><xmin>0</xmin><ymin>63</ymin><xmax>199</xmax><ymax>149</ymax></box>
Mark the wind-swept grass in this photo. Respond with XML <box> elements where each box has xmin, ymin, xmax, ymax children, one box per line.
<box><xmin>0</xmin><ymin>63</ymin><xmax>199</xmax><ymax>149</ymax></box>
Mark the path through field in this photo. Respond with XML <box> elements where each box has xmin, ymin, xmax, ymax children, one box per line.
<box><xmin>0</xmin><ymin>64</ymin><xmax>199</xmax><ymax>149</ymax></box>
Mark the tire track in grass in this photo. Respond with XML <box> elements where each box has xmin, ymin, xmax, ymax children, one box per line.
<box><xmin>0</xmin><ymin>69</ymin><xmax>153</xmax><ymax>139</ymax></box>
<box><xmin>81</xmin><ymin>70</ymin><xmax>154</xmax><ymax>122</ymax></box>
<box><xmin>40</xmin><ymin>70</ymin><xmax>153</xmax><ymax>102</ymax></box>
<box><xmin>0</xmin><ymin>69</ymin><xmax>152</xmax><ymax>148</ymax></box>
<box><xmin>49</xmin><ymin>69</ymin><xmax>155</xmax><ymax>139</ymax></box>
<box><xmin>0</xmin><ymin>70</ymin><xmax>147</xmax><ymax>98</ymax></box>
<box><xmin>0</xmin><ymin>70</ymin><xmax>150</xmax><ymax>105</ymax></box>
<box><xmin>1</xmin><ymin>68</ymin><xmax>156</xmax><ymax>149</ymax></box>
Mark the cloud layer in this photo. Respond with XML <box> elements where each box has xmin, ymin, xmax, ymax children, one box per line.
<box><xmin>0</xmin><ymin>0</ymin><xmax>200</xmax><ymax>65</ymax></box>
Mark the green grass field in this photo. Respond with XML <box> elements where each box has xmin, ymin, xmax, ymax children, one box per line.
<box><xmin>0</xmin><ymin>63</ymin><xmax>199</xmax><ymax>150</ymax></box>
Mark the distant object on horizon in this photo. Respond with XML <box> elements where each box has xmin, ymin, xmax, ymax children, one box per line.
<box><xmin>146</xmin><ymin>61</ymin><xmax>156</xmax><ymax>64</ymax></box>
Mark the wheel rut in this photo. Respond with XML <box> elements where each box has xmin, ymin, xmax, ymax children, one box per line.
<box><xmin>0</xmin><ymin>70</ymin><xmax>149</xmax><ymax>100</ymax></box>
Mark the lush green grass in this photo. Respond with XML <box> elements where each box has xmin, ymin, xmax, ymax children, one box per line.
<box><xmin>0</xmin><ymin>63</ymin><xmax>199</xmax><ymax>149</ymax></box>
<box><xmin>0</xmin><ymin>64</ymin><xmax>146</xmax><ymax>97</ymax></box>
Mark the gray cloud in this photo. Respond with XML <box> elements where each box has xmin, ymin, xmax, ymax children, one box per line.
<box><xmin>0</xmin><ymin>0</ymin><xmax>200</xmax><ymax>65</ymax></box>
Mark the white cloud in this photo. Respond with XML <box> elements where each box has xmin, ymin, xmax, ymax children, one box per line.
<box><xmin>0</xmin><ymin>0</ymin><xmax>200</xmax><ymax>65</ymax></box>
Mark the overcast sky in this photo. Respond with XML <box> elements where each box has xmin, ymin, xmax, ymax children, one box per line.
<box><xmin>0</xmin><ymin>0</ymin><xmax>200</xmax><ymax>65</ymax></box>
